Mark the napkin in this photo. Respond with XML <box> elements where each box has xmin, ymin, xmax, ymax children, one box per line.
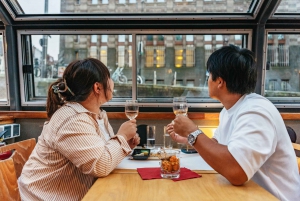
<box><xmin>137</xmin><ymin>167</ymin><xmax>201</xmax><ymax>181</ymax></box>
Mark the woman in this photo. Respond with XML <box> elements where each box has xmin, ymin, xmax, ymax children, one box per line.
<box><xmin>18</xmin><ymin>58</ymin><xmax>139</xmax><ymax>200</ymax></box>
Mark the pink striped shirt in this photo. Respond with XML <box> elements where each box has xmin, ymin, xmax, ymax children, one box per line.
<box><xmin>18</xmin><ymin>102</ymin><xmax>132</xmax><ymax>201</ymax></box>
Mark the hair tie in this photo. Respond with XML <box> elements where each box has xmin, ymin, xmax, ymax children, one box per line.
<box><xmin>52</xmin><ymin>79</ymin><xmax>75</xmax><ymax>96</ymax></box>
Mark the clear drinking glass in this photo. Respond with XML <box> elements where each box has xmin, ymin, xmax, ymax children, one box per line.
<box><xmin>163</xmin><ymin>126</ymin><xmax>173</xmax><ymax>149</ymax></box>
<box><xmin>160</xmin><ymin>149</ymin><xmax>180</xmax><ymax>179</ymax></box>
<box><xmin>125</xmin><ymin>100</ymin><xmax>139</xmax><ymax>120</ymax></box>
<box><xmin>173</xmin><ymin>96</ymin><xmax>188</xmax><ymax>116</ymax></box>
<box><xmin>146</xmin><ymin>125</ymin><xmax>156</xmax><ymax>149</ymax></box>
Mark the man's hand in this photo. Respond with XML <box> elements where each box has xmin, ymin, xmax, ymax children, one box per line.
<box><xmin>173</xmin><ymin>115</ymin><xmax>198</xmax><ymax>137</ymax></box>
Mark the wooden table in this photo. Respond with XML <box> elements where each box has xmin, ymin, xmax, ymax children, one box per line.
<box><xmin>82</xmin><ymin>169</ymin><xmax>278</xmax><ymax>201</ymax></box>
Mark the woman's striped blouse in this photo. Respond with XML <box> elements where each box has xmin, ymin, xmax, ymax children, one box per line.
<box><xmin>18</xmin><ymin>102</ymin><xmax>132</xmax><ymax>201</ymax></box>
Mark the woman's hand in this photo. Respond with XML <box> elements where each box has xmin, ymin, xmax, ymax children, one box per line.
<box><xmin>117</xmin><ymin>119</ymin><xmax>137</xmax><ymax>141</ymax></box>
<box><xmin>127</xmin><ymin>134</ymin><xmax>140</xmax><ymax>149</ymax></box>
<box><xmin>166</xmin><ymin>123</ymin><xmax>188</xmax><ymax>144</ymax></box>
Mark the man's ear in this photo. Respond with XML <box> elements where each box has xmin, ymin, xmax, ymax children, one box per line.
<box><xmin>217</xmin><ymin>77</ymin><xmax>225</xmax><ymax>88</ymax></box>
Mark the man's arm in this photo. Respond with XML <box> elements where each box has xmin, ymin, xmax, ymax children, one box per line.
<box><xmin>173</xmin><ymin>115</ymin><xmax>248</xmax><ymax>185</ymax></box>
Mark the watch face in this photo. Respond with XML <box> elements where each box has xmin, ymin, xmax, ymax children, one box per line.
<box><xmin>188</xmin><ymin>134</ymin><xmax>194</xmax><ymax>144</ymax></box>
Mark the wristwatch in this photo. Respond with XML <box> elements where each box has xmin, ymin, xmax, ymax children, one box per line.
<box><xmin>188</xmin><ymin>129</ymin><xmax>203</xmax><ymax>146</ymax></box>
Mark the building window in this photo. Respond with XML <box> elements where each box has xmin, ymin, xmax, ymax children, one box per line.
<box><xmin>278</xmin><ymin>34</ymin><xmax>284</xmax><ymax>40</ymax></box>
<box><xmin>118</xmin><ymin>46</ymin><xmax>125</xmax><ymax>67</ymax></box>
<box><xmin>101</xmin><ymin>35</ymin><xmax>108</xmax><ymax>43</ymax></box>
<box><xmin>216</xmin><ymin>35</ymin><xmax>223</xmax><ymax>41</ymax></box>
<box><xmin>235</xmin><ymin>35</ymin><xmax>242</xmax><ymax>40</ymax></box>
<box><xmin>90</xmin><ymin>46</ymin><xmax>97</xmax><ymax>58</ymax></box>
<box><xmin>74</xmin><ymin>35</ymin><xmax>79</xmax><ymax>43</ymax></box>
<box><xmin>100</xmin><ymin>46</ymin><xmax>107</xmax><ymax>67</ymax></box>
<box><xmin>119</xmin><ymin>35</ymin><xmax>125</xmax><ymax>42</ymax></box>
<box><xmin>157</xmin><ymin>35</ymin><xmax>164</xmax><ymax>41</ymax></box>
<box><xmin>156</xmin><ymin>46</ymin><xmax>165</xmax><ymax>68</ymax></box>
<box><xmin>204</xmin><ymin>35</ymin><xmax>212</xmax><ymax>41</ymax></box>
<box><xmin>186</xmin><ymin>79</ymin><xmax>195</xmax><ymax>87</ymax></box>
<box><xmin>175</xmin><ymin>35</ymin><xmax>183</xmax><ymax>41</ymax></box>
<box><xmin>186</xmin><ymin>35</ymin><xmax>194</xmax><ymax>42</ymax></box>
<box><xmin>186</xmin><ymin>45</ymin><xmax>195</xmax><ymax>67</ymax></box>
<box><xmin>128</xmin><ymin>46</ymin><xmax>132</xmax><ymax>68</ymax></box>
<box><xmin>145</xmin><ymin>46</ymin><xmax>154</xmax><ymax>67</ymax></box>
<box><xmin>267</xmin><ymin>44</ymin><xmax>289</xmax><ymax>67</ymax></box>
<box><xmin>92</xmin><ymin>0</ymin><xmax>98</xmax><ymax>4</ymax></box>
<box><xmin>281</xmin><ymin>79</ymin><xmax>289</xmax><ymax>91</ymax></box>
<box><xmin>175</xmin><ymin>46</ymin><xmax>183</xmax><ymax>68</ymax></box>
<box><xmin>76</xmin><ymin>0</ymin><xmax>80</xmax><ymax>5</ymax></box>
<box><xmin>102</xmin><ymin>0</ymin><xmax>108</xmax><ymax>4</ymax></box>
<box><xmin>91</xmin><ymin>35</ymin><xmax>97</xmax><ymax>43</ymax></box>
<box><xmin>268</xmin><ymin>79</ymin><xmax>277</xmax><ymax>91</ymax></box>
<box><xmin>147</xmin><ymin>35</ymin><xmax>153</xmax><ymax>41</ymax></box>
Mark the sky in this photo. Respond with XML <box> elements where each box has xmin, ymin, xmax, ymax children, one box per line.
<box><xmin>18</xmin><ymin>0</ymin><xmax>61</xmax><ymax>60</ymax></box>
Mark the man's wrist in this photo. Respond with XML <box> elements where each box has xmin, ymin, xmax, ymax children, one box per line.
<box><xmin>187</xmin><ymin>129</ymin><xmax>204</xmax><ymax>146</ymax></box>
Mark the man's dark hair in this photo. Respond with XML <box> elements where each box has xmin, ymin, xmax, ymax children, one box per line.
<box><xmin>206</xmin><ymin>44</ymin><xmax>257</xmax><ymax>95</ymax></box>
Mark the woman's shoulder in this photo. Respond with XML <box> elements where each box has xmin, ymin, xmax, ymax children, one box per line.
<box><xmin>51</xmin><ymin>102</ymin><xmax>92</xmax><ymax>122</ymax></box>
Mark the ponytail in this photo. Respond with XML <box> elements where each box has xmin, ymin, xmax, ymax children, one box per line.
<box><xmin>46</xmin><ymin>78</ymin><xmax>75</xmax><ymax>119</ymax></box>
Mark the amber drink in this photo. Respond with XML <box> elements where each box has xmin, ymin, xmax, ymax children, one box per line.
<box><xmin>160</xmin><ymin>150</ymin><xmax>180</xmax><ymax>179</ymax></box>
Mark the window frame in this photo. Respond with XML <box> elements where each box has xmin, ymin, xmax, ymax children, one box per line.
<box><xmin>3</xmin><ymin>0</ymin><xmax>263</xmax><ymax>20</ymax></box>
<box><xmin>17</xmin><ymin>29</ymin><xmax>252</xmax><ymax>108</ymax></box>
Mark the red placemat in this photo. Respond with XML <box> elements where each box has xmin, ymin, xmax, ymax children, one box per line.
<box><xmin>137</xmin><ymin>167</ymin><xmax>201</xmax><ymax>181</ymax></box>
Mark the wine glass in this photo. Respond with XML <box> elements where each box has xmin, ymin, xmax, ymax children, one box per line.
<box><xmin>173</xmin><ymin>96</ymin><xmax>188</xmax><ymax>116</ymax></box>
<box><xmin>125</xmin><ymin>100</ymin><xmax>139</xmax><ymax>120</ymax></box>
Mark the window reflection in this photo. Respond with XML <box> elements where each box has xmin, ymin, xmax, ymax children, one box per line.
<box><xmin>265</xmin><ymin>33</ymin><xmax>300</xmax><ymax>97</ymax></box>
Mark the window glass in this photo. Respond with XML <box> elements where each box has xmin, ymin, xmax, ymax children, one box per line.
<box><xmin>10</xmin><ymin>0</ymin><xmax>258</xmax><ymax>15</ymax></box>
<box><xmin>91</xmin><ymin>35</ymin><xmax>97</xmax><ymax>43</ymax></box>
<box><xmin>264</xmin><ymin>33</ymin><xmax>300</xmax><ymax>98</ymax></box>
<box><xmin>275</xmin><ymin>0</ymin><xmax>299</xmax><ymax>13</ymax></box>
<box><xmin>21</xmin><ymin>34</ymin><xmax>132</xmax><ymax>103</ymax></box>
<box><xmin>101</xmin><ymin>35</ymin><xmax>108</xmax><ymax>43</ymax></box>
<box><xmin>19</xmin><ymin>32</ymin><xmax>248</xmax><ymax>105</ymax></box>
<box><xmin>136</xmin><ymin>34</ymin><xmax>247</xmax><ymax>100</ymax></box>
<box><xmin>0</xmin><ymin>34</ymin><xmax>8</xmax><ymax>104</ymax></box>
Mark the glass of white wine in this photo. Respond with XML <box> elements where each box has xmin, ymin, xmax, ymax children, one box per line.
<box><xmin>125</xmin><ymin>100</ymin><xmax>139</xmax><ymax>120</ymax></box>
<box><xmin>173</xmin><ymin>96</ymin><xmax>188</xmax><ymax>116</ymax></box>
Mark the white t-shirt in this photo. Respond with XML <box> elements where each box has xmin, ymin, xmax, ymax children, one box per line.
<box><xmin>214</xmin><ymin>93</ymin><xmax>300</xmax><ymax>201</ymax></box>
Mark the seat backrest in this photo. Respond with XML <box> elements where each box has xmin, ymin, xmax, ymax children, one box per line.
<box><xmin>286</xmin><ymin>126</ymin><xmax>297</xmax><ymax>143</ymax></box>
<box><xmin>0</xmin><ymin>138</ymin><xmax>36</xmax><ymax>201</ymax></box>
<box><xmin>0</xmin><ymin>138</ymin><xmax>36</xmax><ymax>178</ymax></box>
<box><xmin>0</xmin><ymin>151</ymin><xmax>21</xmax><ymax>201</ymax></box>
<box><xmin>292</xmin><ymin>143</ymin><xmax>300</xmax><ymax>174</ymax></box>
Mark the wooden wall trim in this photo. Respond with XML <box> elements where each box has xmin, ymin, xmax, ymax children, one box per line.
<box><xmin>0</xmin><ymin>111</ymin><xmax>218</xmax><ymax>120</ymax></box>
<box><xmin>0</xmin><ymin>111</ymin><xmax>299</xmax><ymax>120</ymax></box>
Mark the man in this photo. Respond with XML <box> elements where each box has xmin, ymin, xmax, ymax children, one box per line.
<box><xmin>167</xmin><ymin>45</ymin><xmax>300</xmax><ymax>201</ymax></box>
